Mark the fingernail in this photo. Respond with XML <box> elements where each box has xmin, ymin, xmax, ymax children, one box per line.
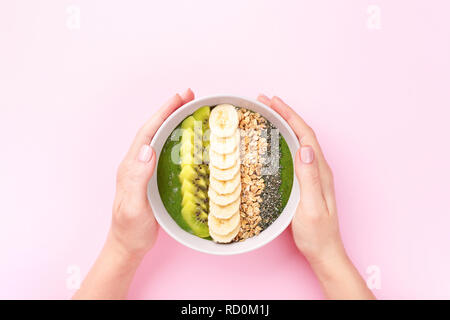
<box><xmin>138</xmin><ymin>145</ymin><xmax>153</xmax><ymax>163</ymax></box>
<box><xmin>300</xmin><ymin>146</ymin><xmax>314</xmax><ymax>164</ymax></box>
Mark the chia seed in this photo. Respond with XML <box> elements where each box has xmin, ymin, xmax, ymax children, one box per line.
<box><xmin>259</xmin><ymin>122</ymin><xmax>282</xmax><ymax>229</ymax></box>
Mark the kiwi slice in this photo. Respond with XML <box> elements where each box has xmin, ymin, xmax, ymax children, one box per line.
<box><xmin>178</xmin><ymin>106</ymin><xmax>211</xmax><ymax>238</ymax></box>
<box><xmin>181</xmin><ymin>128</ymin><xmax>194</xmax><ymax>144</ymax></box>
<box><xmin>180</xmin><ymin>179</ymin><xmax>194</xmax><ymax>194</ymax></box>
<box><xmin>181</xmin><ymin>200</ymin><xmax>209</xmax><ymax>238</ymax></box>
<box><xmin>179</xmin><ymin>165</ymin><xmax>196</xmax><ymax>182</ymax></box>
<box><xmin>195</xmin><ymin>165</ymin><xmax>208</xmax><ymax>177</ymax></box>
<box><xmin>193</xmin><ymin>106</ymin><xmax>211</xmax><ymax>127</ymax></box>
<box><xmin>181</xmin><ymin>116</ymin><xmax>196</xmax><ymax>130</ymax></box>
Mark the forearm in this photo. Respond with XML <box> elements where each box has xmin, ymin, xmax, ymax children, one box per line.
<box><xmin>311</xmin><ymin>251</ymin><xmax>375</xmax><ymax>300</ymax></box>
<box><xmin>73</xmin><ymin>232</ymin><xmax>144</xmax><ymax>300</ymax></box>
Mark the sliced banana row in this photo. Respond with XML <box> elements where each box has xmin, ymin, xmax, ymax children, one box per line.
<box><xmin>208</xmin><ymin>104</ymin><xmax>241</xmax><ymax>243</ymax></box>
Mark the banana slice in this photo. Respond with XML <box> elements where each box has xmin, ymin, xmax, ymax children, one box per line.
<box><xmin>210</xmin><ymin>159</ymin><xmax>240</xmax><ymax>181</ymax></box>
<box><xmin>210</xmin><ymin>222</ymin><xmax>240</xmax><ymax>243</ymax></box>
<box><xmin>210</xmin><ymin>130</ymin><xmax>240</xmax><ymax>154</ymax></box>
<box><xmin>210</xmin><ymin>171</ymin><xmax>240</xmax><ymax>194</ymax></box>
<box><xmin>208</xmin><ymin>103</ymin><xmax>242</xmax><ymax>243</ymax></box>
<box><xmin>208</xmin><ymin>211</ymin><xmax>240</xmax><ymax>236</ymax></box>
<box><xmin>209</xmin><ymin>104</ymin><xmax>239</xmax><ymax>137</ymax></box>
<box><xmin>209</xmin><ymin>147</ymin><xmax>239</xmax><ymax>169</ymax></box>
<box><xmin>208</xmin><ymin>183</ymin><xmax>241</xmax><ymax>206</ymax></box>
<box><xmin>209</xmin><ymin>198</ymin><xmax>240</xmax><ymax>219</ymax></box>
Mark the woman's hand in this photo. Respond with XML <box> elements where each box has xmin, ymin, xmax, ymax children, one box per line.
<box><xmin>73</xmin><ymin>89</ymin><xmax>195</xmax><ymax>299</ymax></box>
<box><xmin>257</xmin><ymin>94</ymin><xmax>342</xmax><ymax>265</ymax></box>
<box><xmin>257</xmin><ymin>94</ymin><xmax>375</xmax><ymax>300</ymax></box>
<box><xmin>110</xmin><ymin>89</ymin><xmax>195</xmax><ymax>258</ymax></box>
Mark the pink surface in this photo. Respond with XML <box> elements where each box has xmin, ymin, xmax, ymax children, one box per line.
<box><xmin>1</xmin><ymin>0</ymin><xmax>449</xmax><ymax>299</ymax></box>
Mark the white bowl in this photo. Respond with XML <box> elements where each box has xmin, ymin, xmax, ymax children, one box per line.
<box><xmin>148</xmin><ymin>95</ymin><xmax>300</xmax><ymax>255</ymax></box>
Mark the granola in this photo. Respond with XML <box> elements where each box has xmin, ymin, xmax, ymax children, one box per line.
<box><xmin>234</xmin><ymin>108</ymin><xmax>268</xmax><ymax>241</ymax></box>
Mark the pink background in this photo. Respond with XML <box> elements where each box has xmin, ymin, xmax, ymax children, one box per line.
<box><xmin>1</xmin><ymin>0</ymin><xmax>449</xmax><ymax>299</ymax></box>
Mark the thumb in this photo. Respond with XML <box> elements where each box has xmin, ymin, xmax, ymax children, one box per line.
<box><xmin>295</xmin><ymin>146</ymin><xmax>326</xmax><ymax>212</ymax></box>
<box><xmin>135</xmin><ymin>144</ymin><xmax>157</xmax><ymax>188</ymax></box>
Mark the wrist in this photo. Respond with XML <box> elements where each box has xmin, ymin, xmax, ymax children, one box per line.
<box><xmin>104</xmin><ymin>232</ymin><xmax>146</xmax><ymax>269</ymax></box>
<box><xmin>308</xmin><ymin>243</ymin><xmax>350</xmax><ymax>283</ymax></box>
<box><xmin>73</xmin><ymin>232</ymin><xmax>145</xmax><ymax>300</ymax></box>
<box><xmin>306</xmin><ymin>243</ymin><xmax>376</xmax><ymax>300</ymax></box>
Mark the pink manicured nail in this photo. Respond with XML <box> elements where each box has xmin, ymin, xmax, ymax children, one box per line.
<box><xmin>138</xmin><ymin>145</ymin><xmax>153</xmax><ymax>163</ymax></box>
<box><xmin>300</xmin><ymin>146</ymin><xmax>314</xmax><ymax>164</ymax></box>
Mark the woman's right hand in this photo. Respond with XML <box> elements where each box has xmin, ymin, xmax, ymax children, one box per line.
<box><xmin>257</xmin><ymin>94</ymin><xmax>375</xmax><ymax>299</ymax></box>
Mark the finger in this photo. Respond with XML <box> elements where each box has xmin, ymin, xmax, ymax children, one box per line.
<box><xmin>134</xmin><ymin>145</ymin><xmax>157</xmax><ymax>196</ymax></box>
<box><xmin>270</xmin><ymin>96</ymin><xmax>313</xmax><ymax>141</ymax></box>
<box><xmin>257</xmin><ymin>94</ymin><xmax>272</xmax><ymax>106</ymax></box>
<box><xmin>180</xmin><ymin>88</ymin><xmax>195</xmax><ymax>104</ymax></box>
<box><xmin>127</xmin><ymin>91</ymin><xmax>194</xmax><ymax>160</ymax></box>
<box><xmin>295</xmin><ymin>147</ymin><xmax>327</xmax><ymax>214</ymax></box>
<box><xmin>261</xmin><ymin>93</ymin><xmax>335</xmax><ymax>212</ymax></box>
<box><xmin>137</xmin><ymin>145</ymin><xmax>157</xmax><ymax>178</ymax></box>
<box><xmin>260</xmin><ymin>95</ymin><xmax>336</xmax><ymax>214</ymax></box>
<box><xmin>117</xmin><ymin>145</ymin><xmax>157</xmax><ymax>205</ymax></box>
<box><xmin>259</xmin><ymin>94</ymin><xmax>314</xmax><ymax>141</ymax></box>
<box><xmin>295</xmin><ymin>126</ymin><xmax>335</xmax><ymax>214</ymax></box>
<box><xmin>269</xmin><ymin>96</ymin><xmax>336</xmax><ymax>212</ymax></box>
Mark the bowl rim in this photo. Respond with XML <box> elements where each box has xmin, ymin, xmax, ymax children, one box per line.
<box><xmin>148</xmin><ymin>94</ymin><xmax>300</xmax><ymax>255</ymax></box>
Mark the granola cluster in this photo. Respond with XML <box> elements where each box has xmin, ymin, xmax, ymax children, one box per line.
<box><xmin>234</xmin><ymin>108</ymin><xmax>268</xmax><ymax>241</ymax></box>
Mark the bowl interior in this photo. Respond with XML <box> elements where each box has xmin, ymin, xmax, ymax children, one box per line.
<box><xmin>148</xmin><ymin>95</ymin><xmax>300</xmax><ymax>255</ymax></box>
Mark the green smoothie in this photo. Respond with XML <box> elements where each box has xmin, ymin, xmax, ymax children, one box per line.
<box><xmin>157</xmin><ymin>108</ymin><xmax>294</xmax><ymax>238</ymax></box>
